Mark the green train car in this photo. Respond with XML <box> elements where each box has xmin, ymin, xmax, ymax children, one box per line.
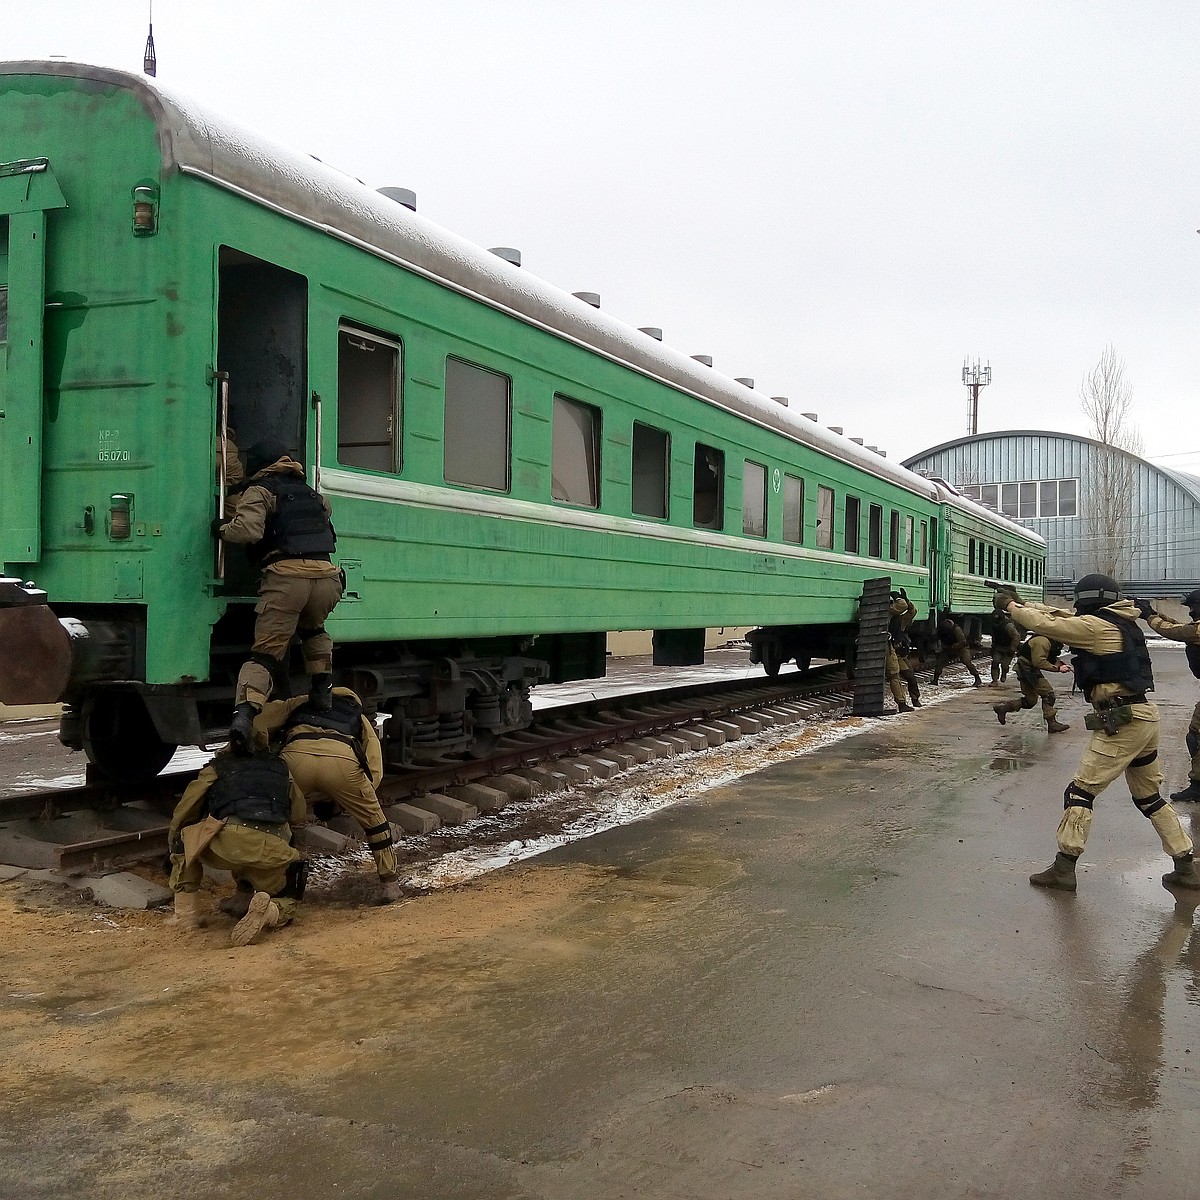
<box><xmin>0</xmin><ymin>62</ymin><xmax>1044</xmax><ymax>780</ymax></box>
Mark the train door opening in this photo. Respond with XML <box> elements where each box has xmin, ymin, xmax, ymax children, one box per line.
<box><xmin>216</xmin><ymin>248</ymin><xmax>309</xmax><ymax>595</ymax></box>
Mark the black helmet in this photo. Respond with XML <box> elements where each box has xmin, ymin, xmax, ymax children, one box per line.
<box><xmin>245</xmin><ymin>437</ymin><xmax>291</xmax><ymax>478</ymax></box>
<box><xmin>1183</xmin><ymin>589</ymin><xmax>1200</xmax><ymax>617</ymax></box>
<box><xmin>1074</xmin><ymin>572</ymin><xmax>1121</xmax><ymax>613</ymax></box>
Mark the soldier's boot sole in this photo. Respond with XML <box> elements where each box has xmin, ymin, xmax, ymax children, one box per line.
<box><xmin>1163</xmin><ymin>856</ymin><xmax>1200</xmax><ymax>890</ymax></box>
<box><xmin>230</xmin><ymin>892</ymin><xmax>281</xmax><ymax>947</ymax></box>
<box><xmin>1029</xmin><ymin>853</ymin><xmax>1078</xmax><ymax>891</ymax></box>
<box><xmin>1169</xmin><ymin>782</ymin><xmax>1200</xmax><ymax>803</ymax></box>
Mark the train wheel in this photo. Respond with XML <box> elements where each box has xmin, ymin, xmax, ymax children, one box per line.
<box><xmin>466</xmin><ymin>729</ymin><xmax>498</xmax><ymax>759</ymax></box>
<box><xmin>761</xmin><ymin>642</ymin><xmax>783</xmax><ymax>678</ymax></box>
<box><xmin>81</xmin><ymin>691</ymin><xmax>177</xmax><ymax>784</ymax></box>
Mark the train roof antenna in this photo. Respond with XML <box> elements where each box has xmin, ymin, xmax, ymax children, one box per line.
<box><xmin>143</xmin><ymin>2</ymin><xmax>157</xmax><ymax>77</ymax></box>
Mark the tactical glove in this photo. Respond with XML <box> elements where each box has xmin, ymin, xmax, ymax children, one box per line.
<box><xmin>1132</xmin><ymin>597</ymin><xmax>1155</xmax><ymax>620</ymax></box>
<box><xmin>992</xmin><ymin>588</ymin><xmax>1017</xmax><ymax>612</ymax></box>
<box><xmin>210</xmin><ymin>516</ymin><xmax>227</xmax><ymax>539</ymax></box>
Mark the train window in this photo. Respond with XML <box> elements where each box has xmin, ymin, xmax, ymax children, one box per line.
<box><xmin>888</xmin><ymin>510</ymin><xmax>900</xmax><ymax>561</ymax></box>
<box><xmin>844</xmin><ymin>496</ymin><xmax>861</xmax><ymax>553</ymax></box>
<box><xmin>868</xmin><ymin>504</ymin><xmax>883</xmax><ymax>558</ymax></box>
<box><xmin>920</xmin><ymin>521</ymin><xmax>928</xmax><ymax>567</ymax></box>
<box><xmin>444</xmin><ymin>357</ymin><xmax>511</xmax><ymax>491</ymax></box>
<box><xmin>632</xmin><ymin>422</ymin><xmax>669</xmax><ymax>519</ymax></box>
<box><xmin>782</xmin><ymin>474</ymin><xmax>804</xmax><ymax>544</ymax></box>
<box><xmin>337</xmin><ymin>326</ymin><xmax>401</xmax><ymax>473</ymax></box>
<box><xmin>816</xmin><ymin>485</ymin><xmax>834</xmax><ymax>549</ymax></box>
<box><xmin>987</xmin><ymin>545</ymin><xmax>995</xmax><ymax>575</ymax></box>
<box><xmin>904</xmin><ymin>515</ymin><xmax>914</xmax><ymax>564</ymax></box>
<box><xmin>1019</xmin><ymin>483</ymin><xmax>1037</xmax><ymax>518</ymax></box>
<box><xmin>552</xmin><ymin>395</ymin><xmax>601</xmax><ymax>508</ymax></box>
<box><xmin>693</xmin><ymin>443</ymin><xmax>725</xmax><ymax>530</ymax></box>
<box><xmin>969</xmin><ymin>537</ymin><xmax>977</xmax><ymax>573</ymax></box>
<box><xmin>743</xmin><ymin>461</ymin><xmax>767</xmax><ymax>537</ymax></box>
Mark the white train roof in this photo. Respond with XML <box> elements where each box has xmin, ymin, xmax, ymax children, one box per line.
<box><xmin>2</xmin><ymin>60</ymin><xmax>1040</xmax><ymax>546</ymax></box>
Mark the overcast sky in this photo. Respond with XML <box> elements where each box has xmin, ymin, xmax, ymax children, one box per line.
<box><xmin>9</xmin><ymin>2</ymin><xmax>1200</xmax><ymax>470</ymax></box>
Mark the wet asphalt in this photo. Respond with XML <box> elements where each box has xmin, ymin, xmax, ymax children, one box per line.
<box><xmin>5</xmin><ymin>645</ymin><xmax>1200</xmax><ymax>1198</ymax></box>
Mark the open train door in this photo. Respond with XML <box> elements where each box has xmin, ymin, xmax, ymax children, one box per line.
<box><xmin>0</xmin><ymin>158</ymin><xmax>67</xmax><ymax>565</ymax></box>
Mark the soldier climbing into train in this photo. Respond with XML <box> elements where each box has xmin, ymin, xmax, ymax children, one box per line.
<box><xmin>255</xmin><ymin>686</ymin><xmax>403</xmax><ymax>905</ymax></box>
<box><xmin>989</xmin><ymin>611</ymin><xmax>1022</xmax><ymax>686</ymax></box>
<box><xmin>1131</xmin><ymin>589</ymin><xmax>1200</xmax><ymax>802</ymax></box>
<box><xmin>998</xmin><ymin>573</ymin><xmax>1200</xmax><ymax>893</ymax></box>
<box><xmin>212</xmin><ymin>438</ymin><xmax>344</xmax><ymax>753</ymax></box>
<box><xmin>885</xmin><ymin>588</ymin><xmax>921</xmax><ymax>712</ymax></box>
<box><xmin>992</xmin><ymin>627</ymin><xmax>1071</xmax><ymax>733</ymax></box>
<box><xmin>167</xmin><ymin>746</ymin><xmax>309</xmax><ymax>946</ymax></box>
<box><xmin>931</xmin><ymin>614</ymin><xmax>984</xmax><ymax>688</ymax></box>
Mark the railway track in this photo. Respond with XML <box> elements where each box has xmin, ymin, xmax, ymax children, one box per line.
<box><xmin>0</xmin><ymin>656</ymin><xmax>973</xmax><ymax>886</ymax></box>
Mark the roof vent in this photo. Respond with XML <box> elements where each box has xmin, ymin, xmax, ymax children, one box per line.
<box><xmin>771</xmin><ymin>395</ymin><xmax>789</xmax><ymax>407</ymax></box>
<box><xmin>851</xmin><ymin>437</ymin><xmax>864</xmax><ymax>445</ymax></box>
<box><xmin>867</xmin><ymin>445</ymin><xmax>879</xmax><ymax>453</ymax></box>
<box><xmin>638</xmin><ymin>326</ymin><xmax>663</xmax><ymax>340</ymax></box>
<box><xmin>692</xmin><ymin>355</ymin><xmax>713</xmax><ymax>367</ymax></box>
<box><xmin>735</xmin><ymin>376</ymin><xmax>754</xmax><ymax>389</ymax></box>
<box><xmin>878</xmin><ymin>450</ymin><xmax>887</xmax><ymax>458</ymax></box>
<box><xmin>828</xmin><ymin>426</ymin><xmax>844</xmax><ymax>435</ymax></box>
<box><xmin>377</xmin><ymin>186</ymin><xmax>417</xmax><ymax>212</ymax></box>
<box><xmin>573</xmin><ymin>291</ymin><xmax>600</xmax><ymax>308</ymax></box>
<box><xmin>802</xmin><ymin>412</ymin><xmax>818</xmax><ymax>421</ymax></box>
<box><xmin>488</xmin><ymin>247</ymin><xmax>521</xmax><ymax>267</ymax></box>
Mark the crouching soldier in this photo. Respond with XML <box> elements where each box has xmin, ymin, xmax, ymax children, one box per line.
<box><xmin>931</xmin><ymin>615</ymin><xmax>984</xmax><ymax>688</ymax></box>
<box><xmin>993</xmin><ymin>631</ymin><xmax>1071</xmax><ymax>733</ymax></box>
<box><xmin>1134</xmin><ymin>590</ymin><xmax>1200</xmax><ymax>802</ymax></box>
<box><xmin>258</xmin><ymin>687</ymin><xmax>402</xmax><ymax>905</ymax></box>
<box><xmin>168</xmin><ymin>747</ymin><xmax>309</xmax><ymax>946</ymax></box>
<box><xmin>1001</xmin><ymin>574</ymin><xmax>1200</xmax><ymax>893</ymax></box>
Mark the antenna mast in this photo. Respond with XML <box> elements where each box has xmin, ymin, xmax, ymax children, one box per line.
<box><xmin>143</xmin><ymin>2</ymin><xmax>157</xmax><ymax>77</ymax></box>
<box><xmin>962</xmin><ymin>358</ymin><xmax>991</xmax><ymax>436</ymax></box>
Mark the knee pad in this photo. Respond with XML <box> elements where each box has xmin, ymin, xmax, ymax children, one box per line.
<box><xmin>363</xmin><ymin>819</ymin><xmax>394</xmax><ymax>851</ymax></box>
<box><xmin>1130</xmin><ymin>750</ymin><xmax>1158</xmax><ymax>769</ymax></box>
<box><xmin>251</xmin><ymin>650</ymin><xmax>291</xmax><ymax>698</ymax></box>
<box><xmin>1064</xmin><ymin>782</ymin><xmax>1095</xmax><ymax>811</ymax></box>
<box><xmin>1133</xmin><ymin>793</ymin><xmax>1167</xmax><ymax>817</ymax></box>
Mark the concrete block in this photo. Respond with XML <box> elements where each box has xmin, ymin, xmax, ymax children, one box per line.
<box><xmin>202</xmin><ymin>867</ymin><xmax>233</xmax><ymax>883</ymax></box>
<box><xmin>325</xmin><ymin>815</ymin><xmax>363</xmax><ymax>838</ymax></box>
<box><xmin>658</xmin><ymin>735</ymin><xmax>693</xmax><ymax>755</ymax></box>
<box><xmin>481</xmin><ymin>774</ymin><xmax>535</xmax><ymax>802</ymax></box>
<box><xmin>708</xmin><ymin>720</ymin><xmax>744</xmax><ymax>742</ymax></box>
<box><xmin>514</xmin><ymin>766</ymin><xmax>569</xmax><ymax>792</ymax></box>
<box><xmin>599</xmin><ymin>748</ymin><xmax>636</xmax><ymax>771</ymax></box>
<box><xmin>638</xmin><ymin>738</ymin><xmax>677</xmax><ymax>759</ymax></box>
<box><xmin>0</xmin><ymin>827</ymin><xmax>59</xmax><ymax>870</ymax></box>
<box><xmin>384</xmin><ymin>803</ymin><xmax>441</xmax><ymax>835</ymax></box>
<box><xmin>0</xmin><ymin>864</ymin><xmax>28</xmax><ymax>881</ymax></box>
<box><xmin>294</xmin><ymin>824</ymin><xmax>352</xmax><ymax>854</ymax></box>
<box><xmin>693</xmin><ymin>724</ymin><xmax>727</xmax><ymax>747</ymax></box>
<box><xmin>575</xmin><ymin>755</ymin><xmax>619</xmax><ymax>780</ymax></box>
<box><xmin>745</xmin><ymin>710</ymin><xmax>780</xmax><ymax>729</ymax></box>
<box><xmin>674</xmin><ymin>728</ymin><xmax>711</xmax><ymax>751</ymax></box>
<box><xmin>86</xmin><ymin>871</ymin><xmax>173</xmax><ymax>910</ymax></box>
<box><xmin>609</xmin><ymin>741</ymin><xmax>653</xmax><ymax>764</ymax></box>
<box><xmin>553</xmin><ymin>759</ymin><xmax>595</xmax><ymax>783</ymax></box>
<box><xmin>726</xmin><ymin>714</ymin><xmax>764</xmax><ymax>735</ymax></box>
<box><xmin>413</xmin><ymin>794</ymin><xmax>478</xmax><ymax>825</ymax></box>
<box><xmin>447</xmin><ymin>783</ymin><xmax>509</xmax><ymax>814</ymax></box>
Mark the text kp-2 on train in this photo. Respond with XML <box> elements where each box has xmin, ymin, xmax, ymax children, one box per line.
<box><xmin>0</xmin><ymin>61</ymin><xmax>1045</xmax><ymax>783</ymax></box>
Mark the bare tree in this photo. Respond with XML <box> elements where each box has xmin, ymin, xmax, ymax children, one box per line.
<box><xmin>1080</xmin><ymin>344</ymin><xmax>1142</xmax><ymax>578</ymax></box>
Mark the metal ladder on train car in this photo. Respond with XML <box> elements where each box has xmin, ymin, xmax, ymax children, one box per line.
<box><xmin>852</xmin><ymin>577</ymin><xmax>892</xmax><ymax>717</ymax></box>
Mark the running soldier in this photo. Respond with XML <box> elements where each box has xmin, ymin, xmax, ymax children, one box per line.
<box><xmin>1000</xmin><ymin>574</ymin><xmax>1199</xmax><ymax>892</ymax></box>
<box><xmin>1134</xmin><ymin>589</ymin><xmax>1200</xmax><ymax>802</ymax></box>
<box><xmin>992</xmin><ymin>631</ymin><xmax>1071</xmax><ymax>733</ymax></box>
<box><xmin>212</xmin><ymin>439</ymin><xmax>344</xmax><ymax>751</ymax></box>
<box><xmin>931</xmin><ymin>615</ymin><xmax>984</xmax><ymax>688</ymax></box>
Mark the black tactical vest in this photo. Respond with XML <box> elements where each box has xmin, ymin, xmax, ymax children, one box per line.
<box><xmin>207</xmin><ymin>753</ymin><xmax>293</xmax><ymax>824</ymax></box>
<box><xmin>1017</xmin><ymin>636</ymin><xmax>1063</xmax><ymax>667</ymax></box>
<box><xmin>250</xmin><ymin>474</ymin><xmax>336</xmax><ymax>566</ymax></box>
<box><xmin>1186</xmin><ymin>644</ymin><xmax>1200</xmax><ymax>681</ymax></box>
<box><xmin>1071</xmin><ymin>613</ymin><xmax>1154</xmax><ymax>701</ymax></box>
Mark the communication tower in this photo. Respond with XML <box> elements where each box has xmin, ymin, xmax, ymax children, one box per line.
<box><xmin>962</xmin><ymin>359</ymin><xmax>990</xmax><ymax>436</ymax></box>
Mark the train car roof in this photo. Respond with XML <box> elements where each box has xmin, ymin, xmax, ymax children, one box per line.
<box><xmin>2</xmin><ymin>59</ymin><xmax>1034</xmax><ymax>542</ymax></box>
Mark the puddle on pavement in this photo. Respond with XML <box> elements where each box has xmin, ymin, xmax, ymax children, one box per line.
<box><xmin>988</xmin><ymin>755</ymin><xmax>1031</xmax><ymax>772</ymax></box>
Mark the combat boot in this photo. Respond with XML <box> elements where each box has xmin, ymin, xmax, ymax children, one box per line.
<box><xmin>993</xmin><ymin>700</ymin><xmax>1020</xmax><ymax>725</ymax></box>
<box><xmin>228</xmin><ymin>702</ymin><xmax>260</xmax><ymax>754</ymax></box>
<box><xmin>1170</xmin><ymin>780</ymin><xmax>1200</xmax><ymax>802</ymax></box>
<box><xmin>309</xmin><ymin>672</ymin><xmax>334</xmax><ymax>711</ymax></box>
<box><xmin>379</xmin><ymin>878</ymin><xmax>403</xmax><ymax>905</ymax></box>
<box><xmin>896</xmin><ymin>703</ymin><xmax>913</xmax><ymax>713</ymax></box>
<box><xmin>1163</xmin><ymin>853</ymin><xmax>1200</xmax><ymax>890</ymax></box>
<box><xmin>1046</xmin><ymin>718</ymin><xmax>1070</xmax><ymax>734</ymax></box>
<box><xmin>230</xmin><ymin>891</ymin><xmax>282</xmax><ymax>947</ymax></box>
<box><xmin>1029</xmin><ymin>852</ymin><xmax>1078</xmax><ymax>891</ymax></box>
<box><xmin>218</xmin><ymin>881</ymin><xmax>255</xmax><ymax>918</ymax></box>
<box><xmin>172</xmin><ymin>889</ymin><xmax>206</xmax><ymax>929</ymax></box>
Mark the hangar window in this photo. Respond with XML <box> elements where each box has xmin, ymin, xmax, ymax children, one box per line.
<box><xmin>981</xmin><ymin>484</ymin><xmax>999</xmax><ymax>510</ymax></box>
<box><xmin>337</xmin><ymin>325</ymin><xmax>401</xmax><ymax>473</ymax></box>
<box><xmin>888</xmin><ymin>510</ymin><xmax>900</xmax><ymax>561</ymax></box>
<box><xmin>743</xmin><ymin>461</ymin><xmax>767</xmax><ymax>537</ymax></box>
<box><xmin>1000</xmin><ymin>484</ymin><xmax>1019</xmax><ymax>518</ymax></box>
<box><xmin>868</xmin><ymin>504</ymin><xmax>883</xmax><ymax>558</ymax></box>
<box><xmin>816</xmin><ymin>486</ymin><xmax>834</xmax><ymax>549</ymax></box>
<box><xmin>782</xmin><ymin>474</ymin><xmax>804</xmax><ymax>544</ymax></box>
<box><xmin>552</xmin><ymin>395</ymin><xmax>601</xmax><ymax>508</ymax></box>
<box><xmin>1019</xmin><ymin>483</ymin><xmax>1037</xmax><ymax>518</ymax></box>
<box><xmin>844</xmin><ymin>496</ymin><xmax>861</xmax><ymax>553</ymax></box>
<box><xmin>444</xmin><ymin>358</ymin><xmax>511</xmax><ymax>491</ymax></box>
<box><xmin>693</xmin><ymin>443</ymin><xmax>724</xmax><ymax>530</ymax></box>
<box><xmin>904</xmin><ymin>515</ymin><xmax>915</xmax><ymax>564</ymax></box>
<box><xmin>919</xmin><ymin>521</ymin><xmax>928</xmax><ymax>567</ymax></box>
<box><xmin>632</xmin><ymin>422</ymin><xmax>669</xmax><ymax>519</ymax></box>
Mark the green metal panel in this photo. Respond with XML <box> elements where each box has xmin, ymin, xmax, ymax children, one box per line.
<box><xmin>0</xmin><ymin>159</ymin><xmax>67</xmax><ymax>562</ymax></box>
